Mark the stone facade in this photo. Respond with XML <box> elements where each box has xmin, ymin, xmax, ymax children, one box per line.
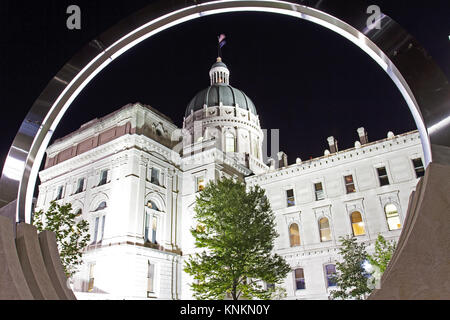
<box><xmin>35</xmin><ymin>59</ymin><xmax>424</xmax><ymax>300</ymax></box>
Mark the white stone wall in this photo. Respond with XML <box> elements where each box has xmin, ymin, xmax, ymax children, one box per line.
<box><xmin>36</xmin><ymin>101</ymin><xmax>425</xmax><ymax>300</ymax></box>
<box><xmin>246</xmin><ymin>130</ymin><xmax>423</xmax><ymax>299</ymax></box>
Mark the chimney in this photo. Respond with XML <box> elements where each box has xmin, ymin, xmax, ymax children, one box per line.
<box><xmin>327</xmin><ymin>136</ymin><xmax>338</xmax><ymax>153</ymax></box>
<box><xmin>357</xmin><ymin>127</ymin><xmax>369</xmax><ymax>144</ymax></box>
<box><xmin>277</xmin><ymin>151</ymin><xmax>288</xmax><ymax>168</ymax></box>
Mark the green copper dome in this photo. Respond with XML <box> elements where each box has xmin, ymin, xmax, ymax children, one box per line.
<box><xmin>185</xmin><ymin>57</ymin><xmax>257</xmax><ymax>118</ymax></box>
<box><xmin>185</xmin><ymin>84</ymin><xmax>257</xmax><ymax>118</ymax></box>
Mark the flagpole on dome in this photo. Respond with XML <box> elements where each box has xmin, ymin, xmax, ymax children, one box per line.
<box><xmin>218</xmin><ymin>34</ymin><xmax>226</xmax><ymax>60</ymax></box>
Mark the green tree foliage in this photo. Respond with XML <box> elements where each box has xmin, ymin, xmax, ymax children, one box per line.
<box><xmin>329</xmin><ymin>236</ymin><xmax>372</xmax><ymax>300</ymax></box>
<box><xmin>33</xmin><ymin>201</ymin><xmax>90</xmax><ymax>278</ymax></box>
<box><xmin>184</xmin><ymin>178</ymin><xmax>291</xmax><ymax>300</ymax></box>
<box><xmin>367</xmin><ymin>234</ymin><xmax>396</xmax><ymax>273</ymax></box>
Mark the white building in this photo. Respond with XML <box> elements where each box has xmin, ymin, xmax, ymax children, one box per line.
<box><xmin>35</xmin><ymin>57</ymin><xmax>425</xmax><ymax>300</ymax></box>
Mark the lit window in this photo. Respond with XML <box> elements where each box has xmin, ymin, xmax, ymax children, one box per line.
<box><xmin>99</xmin><ymin>170</ymin><xmax>108</xmax><ymax>186</ymax></box>
<box><xmin>350</xmin><ymin>211</ymin><xmax>366</xmax><ymax>236</ymax></box>
<box><xmin>146</xmin><ymin>200</ymin><xmax>159</xmax><ymax>211</ymax></box>
<box><xmin>289</xmin><ymin>223</ymin><xmax>301</xmax><ymax>247</ymax></box>
<box><xmin>87</xmin><ymin>264</ymin><xmax>95</xmax><ymax>292</ymax></box>
<box><xmin>197</xmin><ymin>176</ymin><xmax>206</xmax><ymax>192</ymax></box>
<box><xmin>55</xmin><ymin>186</ymin><xmax>63</xmax><ymax>200</ymax></box>
<box><xmin>412</xmin><ymin>158</ymin><xmax>425</xmax><ymax>178</ymax></box>
<box><xmin>75</xmin><ymin>178</ymin><xmax>85</xmax><ymax>194</ymax></box>
<box><xmin>75</xmin><ymin>209</ymin><xmax>82</xmax><ymax>217</ymax></box>
<box><xmin>151</xmin><ymin>168</ymin><xmax>160</xmax><ymax>185</ymax></box>
<box><xmin>385</xmin><ymin>204</ymin><xmax>401</xmax><ymax>231</ymax></box>
<box><xmin>314</xmin><ymin>183</ymin><xmax>325</xmax><ymax>201</ymax></box>
<box><xmin>147</xmin><ymin>262</ymin><xmax>155</xmax><ymax>297</ymax></box>
<box><xmin>225</xmin><ymin>132</ymin><xmax>235</xmax><ymax>153</ymax></box>
<box><xmin>377</xmin><ymin>167</ymin><xmax>389</xmax><ymax>186</ymax></box>
<box><xmin>286</xmin><ymin>189</ymin><xmax>295</xmax><ymax>207</ymax></box>
<box><xmin>319</xmin><ymin>217</ymin><xmax>331</xmax><ymax>242</ymax></box>
<box><xmin>325</xmin><ymin>264</ymin><xmax>337</xmax><ymax>287</ymax></box>
<box><xmin>344</xmin><ymin>175</ymin><xmax>356</xmax><ymax>194</ymax></box>
<box><xmin>294</xmin><ymin>268</ymin><xmax>305</xmax><ymax>290</ymax></box>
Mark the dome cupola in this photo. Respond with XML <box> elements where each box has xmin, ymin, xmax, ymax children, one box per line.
<box><xmin>185</xmin><ymin>58</ymin><xmax>257</xmax><ymax>117</ymax></box>
<box><xmin>209</xmin><ymin>57</ymin><xmax>230</xmax><ymax>85</ymax></box>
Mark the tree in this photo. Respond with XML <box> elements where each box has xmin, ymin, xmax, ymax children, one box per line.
<box><xmin>33</xmin><ymin>201</ymin><xmax>90</xmax><ymax>278</ymax></box>
<box><xmin>184</xmin><ymin>178</ymin><xmax>291</xmax><ymax>300</ymax></box>
<box><xmin>329</xmin><ymin>236</ymin><xmax>372</xmax><ymax>300</ymax></box>
<box><xmin>367</xmin><ymin>234</ymin><xmax>396</xmax><ymax>273</ymax></box>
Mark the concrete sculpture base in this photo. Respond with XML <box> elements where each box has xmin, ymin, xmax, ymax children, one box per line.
<box><xmin>0</xmin><ymin>215</ymin><xmax>76</xmax><ymax>300</ymax></box>
<box><xmin>369</xmin><ymin>162</ymin><xmax>450</xmax><ymax>300</ymax></box>
<box><xmin>0</xmin><ymin>216</ymin><xmax>33</xmax><ymax>300</ymax></box>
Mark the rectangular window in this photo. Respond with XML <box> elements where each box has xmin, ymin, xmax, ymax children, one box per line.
<box><xmin>412</xmin><ymin>158</ymin><xmax>424</xmax><ymax>178</ymax></box>
<box><xmin>76</xmin><ymin>178</ymin><xmax>85</xmax><ymax>194</ymax></box>
<box><xmin>377</xmin><ymin>167</ymin><xmax>389</xmax><ymax>186</ymax></box>
<box><xmin>87</xmin><ymin>264</ymin><xmax>95</xmax><ymax>292</ymax></box>
<box><xmin>151</xmin><ymin>168</ymin><xmax>160</xmax><ymax>186</ymax></box>
<box><xmin>99</xmin><ymin>216</ymin><xmax>106</xmax><ymax>243</ymax></box>
<box><xmin>147</xmin><ymin>262</ymin><xmax>155</xmax><ymax>296</ymax></box>
<box><xmin>144</xmin><ymin>213</ymin><xmax>150</xmax><ymax>242</ymax></box>
<box><xmin>151</xmin><ymin>216</ymin><xmax>157</xmax><ymax>244</ymax></box>
<box><xmin>99</xmin><ymin>170</ymin><xmax>108</xmax><ymax>186</ymax></box>
<box><xmin>197</xmin><ymin>176</ymin><xmax>205</xmax><ymax>192</ymax></box>
<box><xmin>325</xmin><ymin>264</ymin><xmax>337</xmax><ymax>287</ymax></box>
<box><xmin>92</xmin><ymin>217</ymin><xmax>99</xmax><ymax>244</ymax></box>
<box><xmin>286</xmin><ymin>189</ymin><xmax>295</xmax><ymax>207</ymax></box>
<box><xmin>294</xmin><ymin>268</ymin><xmax>305</xmax><ymax>290</ymax></box>
<box><xmin>55</xmin><ymin>186</ymin><xmax>63</xmax><ymax>200</ymax></box>
<box><xmin>314</xmin><ymin>182</ymin><xmax>324</xmax><ymax>201</ymax></box>
<box><xmin>344</xmin><ymin>175</ymin><xmax>356</xmax><ymax>194</ymax></box>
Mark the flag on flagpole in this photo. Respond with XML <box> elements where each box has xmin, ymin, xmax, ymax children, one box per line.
<box><xmin>217</xmin><ymin>34</ymin><xmax>226</xmax><ymax>58</ymax></box>
<box><xmin>218</xmin><ymin>34</ymin><xmax>226</xmax><ymax>43</ymax></box>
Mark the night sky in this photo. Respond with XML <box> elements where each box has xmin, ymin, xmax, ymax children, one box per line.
<box><xmin>1</xmin><ymin>0</ymin><xmax>449</xmax><ymax>176</ymax></box>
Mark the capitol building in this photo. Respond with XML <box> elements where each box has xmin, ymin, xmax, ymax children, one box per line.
<box><xmin>34</xmin><ymin>57</ymin><xmax>424</xmax><ymax>300</ymax></box>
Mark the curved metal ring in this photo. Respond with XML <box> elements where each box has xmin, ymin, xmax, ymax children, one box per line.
<box><xmin>1</xmin><ymin>0</ymin><xmax>449</xmax><ymax>223</ymax></box>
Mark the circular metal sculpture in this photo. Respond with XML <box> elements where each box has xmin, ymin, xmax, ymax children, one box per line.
<box><xmin>0</xmin><ymin>0</ymin><xmax>449</xmax><ymax>223</ymax></box>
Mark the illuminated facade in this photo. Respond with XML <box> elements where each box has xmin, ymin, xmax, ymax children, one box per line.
<box><xmin>35</xmin><ymin>58</ymin><xmax>424</xmax><ymax>300</ymax></box>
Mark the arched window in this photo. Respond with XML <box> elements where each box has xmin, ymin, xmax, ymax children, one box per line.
<box><xmin>146</xmin><ymin>200</ymin><xmax>160</xmax><ymax>212</ymax></box>
<box><xmin>95</xmin><ymin>201</ymin><xmax>107</xmax><ymax>211</ymax></box>
<box><xmin>325</xmin><ymin>264</ymin><xmax>337</xmax><ymax>287</ymax></box>
<box><xmin>75</xmin><ymin>208</ymin><xmax>82</xmax><ymax>217</ymax></box>
<box><xmin>385</xmin><ymin>204</ymin><xmax>401</xmax><ymax>230</ymax></box>
<box><xmin>294</xmin><ymin>268</ymin><xmax>305</xmax><ymax>290</ymax></box>
<box><xmin>319</xmin><ymin>217</ymin><xmax>331</xmax><ymax>242</ymax></box>
<box><xmin>289</xmin><ymin>223</ymin><xmax>301</xmax><ymax>247</ymax></box>
<box><xmin>350</xmin><ymin>211</ymin><xmax>366</xmax><ymax>236</ymax></box>
<box><xmin>225</xmin><ymin>132</ymin><xmax>235</xmax><ymax>153</ymax></box>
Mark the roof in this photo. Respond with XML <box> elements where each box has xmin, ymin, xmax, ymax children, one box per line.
<box><xmin>185</xmin><ymin>84</ymin><xmax>257</xmax><ymax>117</ymax></box>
